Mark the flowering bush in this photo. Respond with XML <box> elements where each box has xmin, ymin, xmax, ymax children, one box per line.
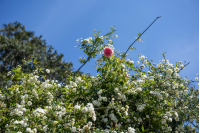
<box><xmin>1</xmin><ymin>26</ymin><xmax>199</xmax><ymax>133</ymax></box>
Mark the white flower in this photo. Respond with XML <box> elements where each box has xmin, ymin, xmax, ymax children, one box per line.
<box><xmin>166</xmin><ymin>112</ymin><xmax>172</xmax><ymax>117</ymax></box>
<box><xmin>168</xmin><ymin>64</ymin><xmax>173</xmax><ymax>68</ymax></box>
<box><xmin>124</xmin><ymin>111</ymin><xmax>128</xmax><ymax>116</ymax></box>
<box><xmin>15</xmin><ymin>88</ymin><xmax>19</xmax><ymax>92</ymax></box>
<box><xmin>114</xmin><ymin>88</ymin><xmax>119</xmax><ymax>93</ymax></box>
<box><xmin>137</xmin><ymin>104</ymin><xmax>146</xmax><ymax>112</ymax></box>
<box><xmin>138</xmin><ymin>117</ymin><xmax>142</xmax><ymax>122</ymax></box>
<box><xmin>72</xmin><ymin>88</ymin><xmax>76</xmax><ymax>93</ymax></box>
<box><xmin>175</xmin><ymin>117</ymin><xmax>179</xmax><ymax>121</ymax></box>
<box><xmin>108</xmin><ymin>40</ymin><xmax>112</xmax><ymax>43</ymax></box>
<box><xmin>27</xmin><ymin>101</ymin><xmax>32</xmax><ymax>106</ymax></box>
<box><xmin>168</xmin><ymin>118</ymin><xmax>172</xmax><ymax>122</ymax></box>
<box><xmin>97</xmin><ymin>90</ymin><xmax>102</xmax><ymax>95</ymax></box>
<box><xmin>135</xmin><ymin>87</ymin><xmax>142</xmax><ymax>92</ymax></box>
<box><xmin>175</xmin><ymin>84</ymin><xmax>178</xmax><ymax>88</ymax></box>
<box><xmin>43</xmin><ymin>125</ymin><xmax>48</xmax><ymax>132</ymax></box>
<box><xmin>45</xmin><ymin>69</ymin><xmax>50</xmax><ymax>74</ymax></box>
<box><xmin>140</xmin><ymin>64</ymin><xmax>145</xmax><ymax>69</ymax></box>
<box><xmin>104</xmin><ymin>129</ymin><xmax>110</xmax><ymax>133</ymax></box>
<box><xmin>174</xmin><ymin>67</ymin><xmax>179</xmax><ymax>72</ymax></box>
<box><xmin>63</xmin><ymin>123</ymin><xmax>70</xmax><ymax>129</ymax></box>
<box><xmin>84</xmin><ymin>39</ymin><xmax>90</xmax><ymax>43</ymax></box>
<box><xmin>92</xmin><ymin>116</ymin><xmax>96</xmax><ymax>121</ymax></box>
<box><xmin>103</xmin><ymin>97</ymin><xmax>107</xmax><ymax>102</ymax></box>
<box><xmin>93</xmin><ymin>100</ymin><xmax>101</xmax><ymax>106</ymax></box>
<box><xmin>115</xmin><ymin>35</ymin><xmax>118</xmax><ymax>38</ymax></box>
<box><xmin>13</xmin><ymin>120</ymin><xmax>19</xmax><ymax>124</ymax></box>
<box><xmin>82</xmin><ymin>107</ymin><xmax>88</xmax><ymax>113</ymax></box>
<box><xmin>76</xmin><ymin>39</ymin><xmax>79</xmax><ymax>42</ymax></box>
<box><xmin>161</xmin><ymin>119</ymin><xmax>166</xmax><ymax>124</ymax></box>
<box><xmin>117</xmin><ymin>93</ymin><xmax>121</xmax><ymax>98</ymax></box>
<box><xmin>7</xmin><ymin>71</ymin><xmax>12</xmax><ymax>76</ymax></box>
<box><xmin>116</xmin><ymin>123</ymin><xmax>121</xmax><ymax>129</ymax></box>
<box><xmin>142</xmin><ymin>75</ymin><xmax>147</xmax><ymax>79</ymax></box>
<box><xmin>98</xmin><ymin>96</ymin><xmax>102</xmax><ymax>101</ymax></box>
<box><xmin>100</xmin><ymin>36</ymin><xmax>103</xmax><ymax>40</ymax></box>
<box><xmin>74</xmin><ymin>105</ymin><xmax>80</xmax><ymax>110</ymax></box>
<box><xmin>71</xmin><ymin>127</ymin><xmax>76</xmax><ymax>132</ymax></box>
<box><xmin>102</xmin><ymin>118</ymin><xmax>108</xmax><ymax>123</ymax></box>
<box><xmin>33</xmin><ymin>128</ymin><xmax>37</xmax><ymax>133</ymax></box>
<box><xmin>144</xmin><ymin>60</ymin><xmax>148</xmax><ymax>64</ymax></box>
<box><xmin>137</xmin><ymin>61</ymin><xmax>140</xmax><ymax>65</ymax></box>
<box><xmin>50</xmin><ymin>121</ymin><xmax>57</xmax><ymax>126</ymax></box>
<box><xmin>180</xmin><ymin>64</ymin><xmax>184</xmax><ymax>69</ymax></box>
<box><xmin>167</xmin><ymin>69</ymin><xmax>173</xmax><ymax>74</ymax></box>
<box><xmin>195</xmin><ymin>77</ymin><xmax>198</xmax><ymax>81</ymax></box>
<box><xmin>162</xmin><ymin>59</ymin><xmax>166</xmax><ymax>63</ymax></box>
<box><xmin>73</xmin><ymin>82</ymin><xmax>77</xmax><ymax>87</ymax></box>
<box><xmin>26</xmin><ymin>128</ymin><xmax>32</xmax><ymax>133</ymax></box>
<box><xmin>128</xmin><ymin>127</ymin><xmax>135</xmax><ymax>133</ymax></box>
<box><xmin>183</xmin><ymin>90</ymin><xmax>188</xmax><ymax>95</ymax></box>
<box><xmin>17</xmin><ymin>111</ymin><xmax>23</xmax><ymax>116</ymax></box>
<box><xmin>140</xmin><ymin>55</ymin><xmax>145</xmax><ymax>60</ymax></box>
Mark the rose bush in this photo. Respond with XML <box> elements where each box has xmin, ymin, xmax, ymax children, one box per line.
<box><xmin>0</xmin><ymin>26</ymin><xmax>199</xmax><ymax>133</ymax></box>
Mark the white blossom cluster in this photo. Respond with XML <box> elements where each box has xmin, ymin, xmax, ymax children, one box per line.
<box><xmin>1</xmin><ymin>34</ymin><xmax>198</xmax><ymax>132</ymax></box>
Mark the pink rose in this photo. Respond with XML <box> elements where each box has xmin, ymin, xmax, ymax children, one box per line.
<box><xmin>103</xmin><ymin>47</ymin><xmax>114</xmax><ymax>58</ymax></box>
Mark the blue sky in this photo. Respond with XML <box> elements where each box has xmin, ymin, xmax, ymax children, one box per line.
<box><xmin>0</xmin><ymin>0</ymin><xmax>199</xmax><ymax>129</ymax></box>
<box><xmin>1</xmin><ymin>0</ymin><xmax>198</xmax><ymax>86</ymax></box>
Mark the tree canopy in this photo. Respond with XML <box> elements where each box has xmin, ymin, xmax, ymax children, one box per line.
<box><xmin>0</xmin><ymin>21</ymin><xmax>82</xmax><ymax>88</ymax></box>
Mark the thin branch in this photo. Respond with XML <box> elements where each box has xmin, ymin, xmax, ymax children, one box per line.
<box><xmin>122</xmin><ymin>16</ymin><xmax>161</xmax><ymax>59</ymax></box>
<box><xmin>179</xmin><ymin>61</ymin><xmax>191</xmax><ymax>71</ymax></box>
<box><xmin>77</xmin><ymin>53</ymin><xmax>93</xmax><ymax>72</ymax></box>
<box><xmin>76</xmin><ymin>39</ymin><xmax>98</xmax><ymax>74</ymax></box>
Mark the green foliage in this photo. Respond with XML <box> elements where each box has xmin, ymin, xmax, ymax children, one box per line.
<box><xmin>0</xmin><ymin>21</ymin><xmax>82</xmax><ymax>88</ymax></box>
<box><xmin>0</xmin><ymin>25</ymin><xmax>198</xmax><ymax>133</ymax></box>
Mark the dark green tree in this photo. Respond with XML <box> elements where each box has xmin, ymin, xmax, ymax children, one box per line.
<box><xmin>0</xmin><ymin>21</ymin><xmax>82</xmax><ymax>88</ymax></box>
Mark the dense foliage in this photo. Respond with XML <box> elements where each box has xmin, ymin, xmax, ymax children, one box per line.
<box><xmin>0</xmin><ymin>26</ymin><xmax>198</xmax><ymax>133</ymax></box>
<box><xmin>0</xmin><ymin>21</ymin><xmax>81</xmax><ymax>88</ymax></box>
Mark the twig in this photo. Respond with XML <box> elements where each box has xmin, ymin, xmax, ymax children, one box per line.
<box><xmin>122</xmin><ymin>16</ymin><xmax>161</xmax><ymax>59</ymax></box>
<box><xmin>75</xmin><ymin>39</ymin><xmax>98</xmax><ymax>76</ymax></box>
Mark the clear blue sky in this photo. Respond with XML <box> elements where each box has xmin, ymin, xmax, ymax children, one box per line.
<box><xmin>0</xmin><ymin>0</ymin><xmax>198</xmax><ymax>85</ymax></box>
<box><xmin>0</xmin><ymin>0</ymin><xmax>199</xmax><ymax>129</ymax></box>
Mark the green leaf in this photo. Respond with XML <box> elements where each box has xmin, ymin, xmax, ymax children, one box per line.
<box><xmin>167</xmin><ymin>100</ymin><xmax>172</xmax><ymax>106</ymax></box>
<box><xmin>97</xmin><ymin>67</ymin><xmax>101</xmax><ymax>73</ymax></box>
<box><xmin>9</xmin><ymin>131</ymin><xmax>17</xmax><ymax>133</ymax></box>
<box><xmin>142</xmin><ymin>126</ymin><xmax>144</xmax><ymax>132</ymax></box>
